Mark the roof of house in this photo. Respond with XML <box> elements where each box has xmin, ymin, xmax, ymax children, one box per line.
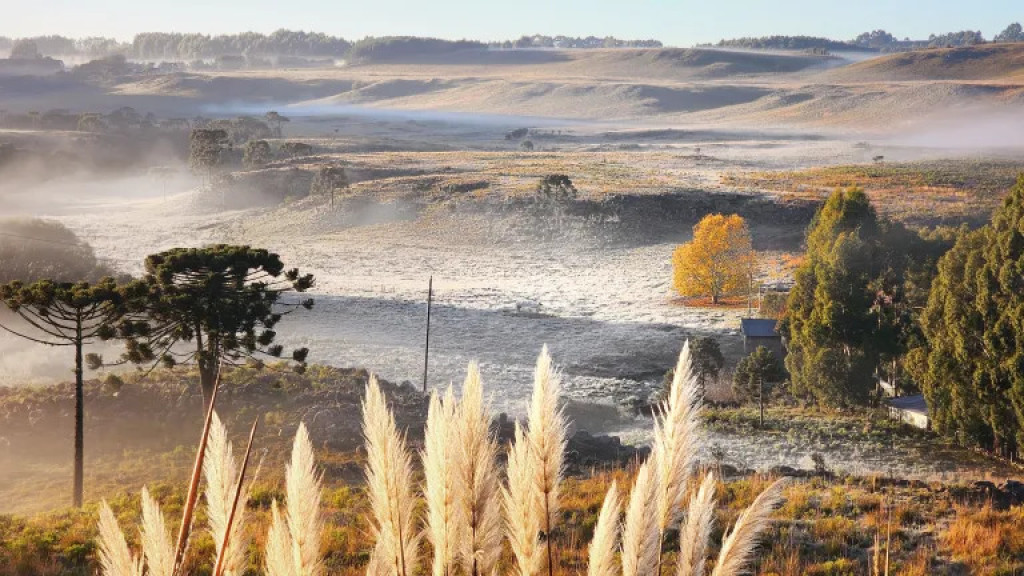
<box><xmin>740</xmin><ymin>318</ymin><xmax>780</xmax><ymax>338</ymax></box>
<box><xmin>887</xmin><ymin>394</ymin><xmax>928</xmax><ymax>416</ymax></box>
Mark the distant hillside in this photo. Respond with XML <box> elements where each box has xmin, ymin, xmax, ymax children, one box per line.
<box><xmin>828</xmin><ymin>43</ymin><xmax>1024</xmax><ymax>82</ymax></box>
<box><xmin>714</xmin><ymin>35</ymin><xmax>866</xmax><ymax>53</ymax></box>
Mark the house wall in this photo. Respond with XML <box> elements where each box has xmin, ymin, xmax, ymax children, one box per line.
<box><xmin>889</xmin><ymin>407</ymin><xmax>929</xmax><ymax>430</ymax></box>
<box><xmin>743</xmin><ymin>336</ymin><xmax>785</xmax><ymax>360</ymax></box>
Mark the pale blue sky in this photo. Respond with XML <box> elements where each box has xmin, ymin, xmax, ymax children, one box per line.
<box><xmin>3</xmin><ymin>0</ymin><xmax>1021</xmax><ymax>45</ymax></box>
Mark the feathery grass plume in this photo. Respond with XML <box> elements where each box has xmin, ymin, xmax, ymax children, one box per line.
<box><xmin>366</xmin><ymin>543</ymin><xmax>390</xmax><ymax>576</ymax></box>
<box><xmin>456</xmin><ymin>362</ymin><xmax>503</xmax><ymax>576</ymax></box>
<box><xmin>97</xmin><ymin>501</ymin><xmax>142</xmax><ymax>576</ymax></box>
<box><xmin>423</xmin><ymin>386</ymin><xmax>460</xmax><ymax>576</ymax></box>
<box><xmin>586</xmin><ymin>481</ymin><xmax>622</xmax><ymax>576</ymax></box>
<box><xmin>504</xmin><ymin>421</ymin><xmax>544</xmax><ymax>576</ymax></box>
<box><xmin>526</xmin><ymin>345</ymin><xmax>568</xmax><ymax>576</ymax></box>
<box><xmin>213</xmin><ymin>418</ymin><xmax>259</xmax><ymax>576</ymax></box>
<box><xmin>621</xmin><ymin>461</ymin><xmax>659</xmax><ymax>576</ymax></box>
<box><xmin>140</xmin><ymin>487</ymin><xmax>175</xmax><ymax>576</ymax></box>
<box><xmin>265</xmin><ymin>500</ymin><xmax>295</xmax><ymax>576</ymax></box>
<box><xmin>363</xmin><ymin>375</ymin><xmax>420</xmax><ymax>576</ymax></box>
<box><xmin>653</xmin><ymin>340</ymin><xmax>703</xmax><ymax>565</ymax></box>
<box><xmin>173</xmin><ymin>369</ymin><xmax>222</xmax><ymax>574</ymax></box>
<box><xmin>710</xmin><ymin>478</ymin><xmax>788</xmax><ymax>576</ymax></box>
<box><xmin>286</xmin><ymin>422</ymin><xmax>325</xmax><ymax>576</ymax></box>
<box><xmin>204</xmin><ymin>412</ymin><xmax>250</xmax><ymax>576</ymax></box>
<box><xmin>675</xmin><ymin>473</ymin><xmax>717</xmax><ymax>576</ymax></box>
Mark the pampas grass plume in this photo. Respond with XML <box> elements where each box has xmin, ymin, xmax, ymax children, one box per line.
<box><xmin>363</xmin><ymin>375</ymin><xmax>420</xmax><ymax>576</ymax></box>
<box><xmin>456</xmin><ymin>363</ymin><xmax>503</xmax><ymax>576</ymax></box>
<box><xmin>140</xmin><ymin>487</ymin><xmax>174</xmax><ymax>576</ymax></box>
<box><xmin>587</xmin><ymin>481</ymin><xmax>622</xmax><ymax>576</ymax></box>
<box><xmin>710</xmin><ymin>478</ymin><xmax>788</xmax><ymax>576</ymax></box>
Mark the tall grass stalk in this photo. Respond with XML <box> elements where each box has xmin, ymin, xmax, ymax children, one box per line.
<box><xmin>363</xmin><ymin>375</ymin><xmax>420</xmax><ymax>576</ymax></box>
<box><xmin>710</xmin><ymin>478</ymin><xmax>787</xmax><ymax>576</ymax></box>
<box><xmin>526</xmin><ymin>346</ymin><xmax>567</xmax><ymax>576</ymax></box>
<box><xmin>652</xmin><ymin>341</ymin><xmax>702</xmax><ymax>576</ymax></box>
<box><xmin>621</xmin><ymin>461</ymin><xmax>659</xmax><ymax>576</ymax></box>
<box><xmin>505</xmin><ymin>421</ymin><xmax>544</xmax><ymax>576</ymax></box>
<box><xmin>204</xmin><ymin>413</ymin><xmax>253</xmax><ymax>576</ymax></box>
<box><xmin>586</xmin><ymin>481</ymin><xmax>622</xmax><ymax>576</ymax></box>
<box><xmin>97</xmin><ymin>501</ymin><xmax>142</xmax><ymax>576</ymax></box>
<box><xmin>140</xmin><ymin>487</ymin><xmax>175</xmax><ymax>576</ymax></box>
<box><xmin>423</xmin><ymin>386</ymin><xmax>460</xmax><ymax>576</ymax></box>
<box><xmin>172</xmin><ymin>368</ymin><xmax>221</xmax><ymax>574</ymax></box>
<box><xmin>264</xmin><ymin>422</ymin><xmax>325</xmax><ymax>576</ymax></box>
<box><xmin>456</xmin><ymin>363</ymin><xmax>503</xmax><ymax>576</ymax></box>
<box><xmin>212</xmin><ymin>418</ymin><xmax>259</xmax><ymax>576</ymax></box>
<box><xmin>675</xmin><ymin>473</ymin><xmax>716</xmax><ymax>576</ymax></box>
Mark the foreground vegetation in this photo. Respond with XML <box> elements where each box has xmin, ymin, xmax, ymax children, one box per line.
<box><xmin>4</xmin><ymin>449</ymin><xmax>1024</xmax><ymax>574</ymax></box>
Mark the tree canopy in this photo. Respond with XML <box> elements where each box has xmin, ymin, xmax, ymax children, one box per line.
<box><xmin>121</xmin><ymin>245</ymin><xmax>315</xmax><ymax>407</ymax></box>
<box><xmin>0</xmin><ymin>277</ymin><xmax>136</xmax><ymax>507</ymax></box>
<box><xmin>733</xmin><ymin>346</ymin><xmax>785</xmax><ymax>404</ymax></box>
<box><xmin>784</xmin><ymin>188</ymin><xmax>943</xmax><ymax>407</ymax></box>
<box><xmin>911</xmin><ymin>177</ymin><xmax>1024</xmax><ymax>456</ymax></box>
<box><xmin>672</xmin><ymin>214</ymin><xmax>754</xmax><ymax>304</ymax></box>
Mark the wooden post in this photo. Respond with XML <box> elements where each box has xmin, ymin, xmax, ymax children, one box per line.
<box><xmin>758</xmin><ymin>374</ymin><xmax>764</xmax><ymax>428</ymax></box>
<box><xmin>423</xmin><ymin>276</ymin><xmax>433</xmax><ymax>393</ymax></box>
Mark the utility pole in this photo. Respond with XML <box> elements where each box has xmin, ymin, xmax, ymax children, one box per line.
<box><xmin>758</xmin><ymin>373</ymin><xmax>764</xmax><ymax>428</ymax></box>
<box><xmin>423</xmin><ymin>276</ymin><xmax>433</xmax><ymax>393</ymax></box>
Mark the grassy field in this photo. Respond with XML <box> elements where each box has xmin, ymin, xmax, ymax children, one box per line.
<box><xmin>3</xmin><ymin>370</ymin><xmax>1024</xmax><ymax>574</ymax></box>
<box><xmin>3</xmin><ymin>453</ymin><xmax>1024</xmax><ymax>575</ymax></box>
<box><xmin>723</xmin><ymin>160</ymin><xmax>1024</xmax><ymax>226</ymax></box>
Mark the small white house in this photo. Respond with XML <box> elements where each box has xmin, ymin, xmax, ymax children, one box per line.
<box><xmin>887</xmin><ymin>394</ymin><xmax>929</xmax><ymax>430</ymax></box>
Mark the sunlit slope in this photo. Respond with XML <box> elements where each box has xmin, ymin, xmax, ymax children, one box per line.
<box><xmin>825</xmin><ymin>43</ymin><xmax>1024</xmax><ymax>83</ymax></box>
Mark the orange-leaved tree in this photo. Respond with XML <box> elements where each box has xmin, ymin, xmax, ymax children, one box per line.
<box><xmin>672</xmin><ymin>213</ymin><xmax>754</xmax><ymax>304</ymax></box>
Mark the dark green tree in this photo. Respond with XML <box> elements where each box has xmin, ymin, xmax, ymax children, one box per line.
<box><xmin>0</xmin><ymin>278</ymin><xmax>135</xmax><ymax>507</ymax></box>
<box><xmin>243</xmin><ymin>139</ymin><xmax>272</xmax><ymax>168</ymax></box>
<box><xmin>122</xmin><ymin>245</ymin><xmax>315</xmax><ymax>408</ymax></box>
<box><xmin>783</xmin><ymin>188</ymin><xmax>932</xmax><ymax>407</ymax></box>
<box><xmin>692</xmin><ymin>337</ymin><xmax>725</xmax><ymax>395</ymax></box>
<box><xmin>733</xmin><ymin>346</ymin><xmax>785</xmax><ymax>405</ymax></box>
<box><xmin>188</xmin><ymin>128</ymin><xmax>229</xmax><ymax>185</ymax></box>
<box><xmin>911</xmin><ymin>178</ymin><xmax>1024</xmax><ymax>456</ymax></box>
<box><xmin>661</xmin><ymin>337</ymin><xmax>725</xmax><ymax>401</ymax></box>
<box><xmin>265</xmin><ymin>111</ymin><xmax>290</xmax><ymax>137</ymax></box>
<box><xmin>310</xmin><ymin>164</ymin><xmax>349</xmax><ymax>207</ymax></box>
<box><xmin>536</xmin><ymin>174</ymin><xmax>577</xmax><ymax>203</ymax></box>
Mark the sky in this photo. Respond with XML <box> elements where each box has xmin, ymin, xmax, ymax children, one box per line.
<box><xmin>1</xmin><ymin>0</ymin><xmax>1020</xmax><ymax>45</ymax></box>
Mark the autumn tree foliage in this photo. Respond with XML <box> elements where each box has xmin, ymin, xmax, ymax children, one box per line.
<box><xmin>911</xmin><ymin>177</ymin><xmax>1024</xmax><ymax>457</ymax></box>
<box><xmin>672</xmin><ymin>214</ymin><xmax>754</xmax><ymax>304</ymax></box>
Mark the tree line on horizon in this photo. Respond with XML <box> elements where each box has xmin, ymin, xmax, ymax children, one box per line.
<box><xmin>0</xmin><ymin>30</ymin><xmax>665</xmax><ymax>63</ymax></box>
<box><xmin>713</xmin><ymin>22</ymin><xmax>1024</xmax><ymax>53</ymax></box>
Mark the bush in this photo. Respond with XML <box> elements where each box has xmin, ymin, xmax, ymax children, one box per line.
<box><xmin>0</xmin><ymin>218</ymin><xmax>110</xmax><ymax>283</ymax></box>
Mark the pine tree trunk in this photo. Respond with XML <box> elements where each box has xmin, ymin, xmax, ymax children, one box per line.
<box><xmin>73</xmin><ymin>318</ymin><xmax>84</xmax><ymax>508</ymax></box>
